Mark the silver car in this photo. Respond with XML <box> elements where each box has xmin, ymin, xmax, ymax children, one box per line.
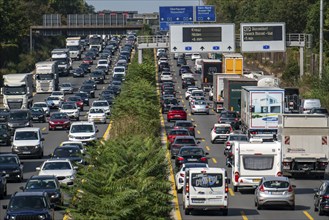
<box><xmin>60</xmin><ymin>83</ymin><xmax>74</xmax><ymax>94</ymax></box>
<box><xmin>190</xmin><ymin>100</ymin><xmax>209</xmax><ymax>115</ymax></box>
<box><xmin>254</xmin><ymin>176</ymin><xmax>295</xmax><ymax>210</ymax></box>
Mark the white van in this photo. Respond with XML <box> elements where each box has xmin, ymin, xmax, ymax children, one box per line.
<box><xmin>12</xmin><ymin>127</ymin><xmax>44</xmax><ymax>158</ymax></box>
<box><xmin>229</xmin><ymin>139</ymin><xmax>282</xmax><ymax>192</ymax></box>
<box><xmin>183</xmin><ymin>167</ymin><xmax>230</xmax><ymax>216</ymax></box>
<box><xmin>299</xmin><ymin>99</ymin><xmax>321</xmax><ymax>113</ymax></box>
<box><xmin>194</xmin><ymin>59</ymin><xmax>203</xmax><ymax>73</ymax></box>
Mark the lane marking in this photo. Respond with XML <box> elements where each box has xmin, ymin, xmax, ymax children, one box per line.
<box><xmin>202</xmin><ymin>138</ymin><xmax>205</xmax><ymax>142</ymax></box>
<box><xmin>206</xmin><ymin>146</ymin><xmax>210</xmax><ymax>151</ymax></box>
<box><xmin>303</xmin><ymin>211</ymin><xmax>314</xmax><ymax>220</ymax></box>
<box><xmin>241</xmin><ymin>211</ymin><xmax>248</xmax><ymax>220</ymax></box>
<box><xmin>42</xmin><ymin>127</ymin><xmax>46</xmax><ymax>131</ymax></box>
<box><xmin>212</xmin><ymin>158</ymin><xmax>217</xmax><ymax>163</ymax></box>
<box><xmin>197</xmin><ymin>130</ymin><xmax>200</xmax><ymax>135</ymax></box>
<box><xmin>182</xmin><ymin>100</ymin><xmax>185</xmax><ymax>104</ymax></box>
<box><xmin>102</xmin><ymin>121</ymin><xmax>112</xmax><ymax>140</ymax></box>
<box><xmin>188</xmin><ymin>113</ymin><xmax>191</xmax><ymax>116</ymax></box>
<box><xmin>229</xmin><ymin>188</ymin><xmax>235</xmax><ymax>196</ymax></box>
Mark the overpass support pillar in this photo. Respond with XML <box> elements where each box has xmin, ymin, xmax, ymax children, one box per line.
<box><xmin>138</xmin><ymin>49</ymin><xmax>143</xmax><ymax>64</ymax></box>
<box><xmin>299</xmin><ymin>46</ymin><xmax>304</xmax><ymax>77</ymax></box>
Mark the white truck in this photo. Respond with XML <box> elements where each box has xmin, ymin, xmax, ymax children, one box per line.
<box><xmin>35</xmin><ymin>61</ymin><xmax>59</xmax><ymax>93</ymax></box>
<box><xmin>51</xmin><ymin>48</ymin><xmax>72</xmax><ymax>76</ymax></box>
<box><xmin>278</xmin><ymin>114</ymin><xmax>329</xmax><ymax>177</ymax></box>
<box><xmin>89</xmin><ymin>35</ymin><xmax>103</xmax><ymax>52</ymax></box>
<box><xmin>229</xmin><ymin>139</ymin><xmax>282</xmax><ymax>192</ymax></box>
<box><xmin>1</xmin><ymin>73</ymin><xmax>34</xmax><ymax>109</ymax></box>
<box><xmin>66</xmin><ymin>37</ymin><xmax>82</xmax><ymax>60</ymax></box>
<box><xmin>240</xmin><ymin>86</ymin><xmax>284</xmax><ymax>140</ymax></box>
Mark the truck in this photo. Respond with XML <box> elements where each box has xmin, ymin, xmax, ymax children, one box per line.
<box><xmin>1</xmin><ymin>73</ymin><xmax>34</xmax><ymax>109</ymax></box>
<box><xmin>256</xmin><ymin>75</ymin><xmax>280</xmax><ymax>87</ymax></box>
<box><xmin>89</xmin><ymin>34</ymin><xmax>103</xmax><ymax>52</ymax></box>
<box><xmin>212</xmin><ymin>73</ymin><xmax>241</xmax><ymax>113</ymax></box>
<box><xmin>66</xmin><ymin>37</ymin><xmax>82</xmax><ymax>60</ymax></box>
<box><xmin>201</xmin><ymin>59</ymin><xmax>222</xmax><ymax>92</ymax></box>
<box><xmin>278</xmin><ymin>114</ymin><xmax>329</xmax><ymax>177</ymax></box>
<box><xmin>284</xmin><ymin>87</ymin><xmax>300</xmax><ymax>113</ymax></box>
<box><xmin>35</xmin><ymin>61</ymin><xmax>59</xmax><ymax>93</ymax></box>
<box><xmin>51</xmin><ymin>48</ymin><xmax>72</xmax><ymax>77</ymax></box>
<box><xmin>223</xmin><ymin>78</ymin><xmax>257</xmax><ymax>112</ymax></box>
<box><xmin>240</xmin><ymin>86</ymin><xmax>285</xmax><ymax>140</ymax></box>
<box><xmin>222</xmin><ymin>53</ymin><xmax>243</xmax><ymax>74</ymax></box>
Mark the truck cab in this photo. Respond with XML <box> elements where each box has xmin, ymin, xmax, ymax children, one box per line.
<box><xmin>51</xmin><ymin>49</ymin><xmax>72</xmax><ymax>76</ymax></box>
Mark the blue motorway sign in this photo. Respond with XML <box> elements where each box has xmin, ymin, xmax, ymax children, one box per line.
<box><xmin>159</xmin><ymin>6</ymin><xmax>194</xmax><ymax>22</ymax></box>
<box><xmin>196</xmin><ymin>6</ymin><xmax>216</xmax><ymax>22</ymax></box>
<box><xmin>160</xmin><ymin>21</ymin><xmax>193</xmax><ymax>31</ymax></box>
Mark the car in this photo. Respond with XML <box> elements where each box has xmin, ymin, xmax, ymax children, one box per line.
<box><xmin>36</xmin><ymin>159</ymin><xmax>77</xmax><ymax>186</ymax></box>
<box><xmin>50</xmin><ymin>91</ymin><xmax>64</xmax><ymax>101</ymax></box>
<box><xmin>182</xmin><ymin>77</ymin><xmax>196</xmax><ymax>89</ymax></box>
<box><xmin>0</xmin><ymin>171</ymin><xmax>7</xmax><ymax>199</ymax></box>
<box><xmin>0</xmin><ymin>123</ymin><xmax>11</xmax><ymax>145</ymax></box>
<box><xmin>174</xmin><ymin>163</ymin><xmax>208</xmax><ymax>193</ymax></box>
<box><xmin>72</xmin><ymin>67</ymin><xmax>84</xmax><ymax>77</ymax></box>
<box><xmin>88</xmin><ymin>108</ymin><xmax>107</xmax><ymax>124</ymax></box>
<box><xmin>185</xmin><ymin>86</ymin><xmax>199</xmax><ymax>100</ymax></box>
<box><xmin>309</xmin><ymin>107</ymin><xmax>329</xmax><ymax>115</ymax></box>
<box><xmin>59</xmin><ymin>83</ymin><xmax>74</xmax><ymax>94</ymax></box>
<box><xmin>160</xmin><ymin>71</ymin><xmax>173</xmax><ymax>82</ymax></box>
<box><xmin>0</xmin><ymin>108</ymin><xmax>9</xmax><ymax>122</ymax></box>
<box><xmin>191</xmin><ymin>100</ymin><xmax>210</xmax><ymax>115</ymax></box>
<box><xmin>12</xmin><ymin>127</ymin><xmax>44</xmax><ymax>159</ymax></box>
<box><xmin>66</xmin><ymin>96</ymin><xmax>84</xmax><ymax>111</ymax></box>
<box><xmin>45</xmin><ymin>96</ymin><xmax>62</xmax><ymax>109</ymax></box>
<box><xmin>92</xmin><ymin>100</ymin><xmax>111</xmax><ymax>115</ymax></box>
<box><xmin>96</xmin><ymin>59</ymin><xmax>110</xmax><ymax>73</ymax></box>
<box><xmin>107</xmin><ymin>85</ymin><xmax>121</xmax><ymax>96</ymax></box>
<box><xmin>177</xmin><ymin>57</ymin><xmax>186</xmax><ymax>67</ymax></box>
<box><xmin>51</xmin><ymin>145</ymin><xmax>85</xmax><ymax>165</ymax></box>
<box><xmin>79</xmin><ymin>63</ymin><xmax>91</xmax><ymax>73</ymax></box>
<box><xmin>158</xmin><ymin>57</ymin><xmax>168</xmax><ymax>65</ymax></box>
<box><xmin>82</xmin><ymin>80</ymin><xmax>97</xmax><ymax>90</ymax></box>
<box><xmin>314</xmin><ymin>180</ymin><xmax>329</xmax><ymax>215</ymax></box>
<box><xmin>0</xmin><ymin>154</ymin><xmax>23</xmax><ymax>182</ymax></box>
<box><xmin>113</xmin><ymin>66</ymin><xmax>126</xmax><ymax>76</ymax></box>
<box><xmin>59</xmin><ymin>102</ymin><xmax>80</xmax><ymax>121</ymax></box>
<box><xmin>167</xmin><ymin>128</ymin><xmax>191</xmax><ymax>147</ymax></box>
<box><xmin>30</xmin><ymin>107</ymin><xmax>47</xmax><ymax>123</ymax></box>
<box><xmin>179</xmin><ymin>65</ymin><xmax>192</xmax><ymax>75</ymax></box>
<box><xmin>79</xmin><ymin>85</ymin><xmax>95</xmax><ymax>98</ymax></box>
<box><xmin>7</xmin><ymin>110</ymin><xmax>32</xmax><ymax>135</ymax></box>
<box><xmin>116</xmin><ymin>59</ymin><xmax>128</xmax><ymax>69</ymax></box>
<box><xmin>158</xmin><ymin>62</ymin><xmax>170</xmax><ymax>72</ymax></box>
<box><xmin>255</xmin><ymin>176</ymin><xmax>295</xmax><ymax>210</ymax></box>
<box><xmin>82</xmin><ymin>56</ymin><xmax>93</xmax><ymax>65</ymax></box>
<box><xmin>99</xmin><ymin>93</ymin><xmax>115</xmax><ymax>105</ymax></box>
<box><xmin>3</xmin><ymin>191</ymin><xmax>54</xmax><ymax>219</ymax></box>
<box><xmin>113</xmin><ymin>73</ymin><xmax>125</xmax><ymax>82</ymax></box>
<box><xmin>157</xmin><ymin>48</ymin><xmax>166</xmax><ymax>57</ymax></box>
<box><xmin>191</xmin><ymin>53</ymin><xmax>201</xmax><ymax>60</ymax></box>
<box><xmin>90</xmin><ymin>70</ymin><xmax>105</xmax><ymax>84</ymax></box>
<box><xmin>68</xmin><ymin>122</ymin><xmax>98</xmax><ymax>143</ymax></box>
<box><xmin>224</xmin><ymin>134</ymin><xmax>249</xmax><ymax>157</ymax></box>
<box><xmin>210</xmin><ymin>123</ymin><xmax>233</xmax><ymax>144</ymax></box>
<box><xmin>21</xmin><ymin>175</ymin><xmax>63</xmax><ymax>207</ymax></box>
<box><xmin>48</xmin><ymin>112</ymin><xmax>71</xmax><ymax>131</ymax></box>
<box><xmin>188</xmin><ymin>89</ymin><xmax>204</xmax><ymax>102</ymax></box>
<box><xmin>161</xmin><ymin>81</ymin><xmax>174</xmax><ymax>90</ymax></box>
<box><xmin>189</xmin><ymin>96</ymin><xmax>206</xmax><ymax>107</ymax></box>
<box><xmin>170</xmin><ymin>136</ymin><xmax>200</xmax><ymax>158</ymax></box>
<box><xmin>162</xmin><ymin>87</ymin><xmax>176</xmax><ymax>97</ymax></box>
<box><xmin>60</xmin><ymin>141</ymin><xmax>85</xmax><ymax>154</ymax></box>
<box><xmin>74</xmin><ymin>92</ymin><xmax>89</xmax><ymax>106</ymax></box>
<box><xmin>160</xmin><ymin>94</ymin><xmax>175</xmax><ymax>106</ymax></box>
<box><xmin>218</xmin><ymin>111</ymin><xmax>240</xmax><ymax>130</ymax></box>
<box><xmin>172</xmin><ymin>120</ymin><xmax>196</xmax><ymax>137</ymax></box>
<box><xmin>85</xmin><ymin>50</ymin><xmax>96</xmax><ymax>59</ymax></box>
<box><xmin>167</xmin><ymin>106</ymin><xmax>187</xmax><ymax>122</ymax></box>
<box><xmin>175</xmin><ymin>146</ymin><xmax>208</xmax><ymax>169</ymax></box>
<box><xmin>32</xmin><ymin>102</ymin><xmax>50</xmax><ymax>116</ymax></box>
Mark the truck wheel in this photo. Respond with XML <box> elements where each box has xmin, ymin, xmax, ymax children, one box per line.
<box><xmin>233</xmin><ymin>186</ymin><xmax>238</xmax><ymax>192</ymax></box>
<box><xmin>222</xmin><ymin>209</ymin><xmax>228</xmax><ymax>216</ymax></box>
<box><xmin>184</xmin><ymin>208</ymin><xmax>191</xmax><ymax>215</ymax></box>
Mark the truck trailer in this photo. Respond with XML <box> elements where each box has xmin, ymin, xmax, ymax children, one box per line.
<box><xmin>278</xmin><ymin>114</ymin><xmax>329</xmax><ymax>177</ymax></box>
<box><xmin>66</xmin><ymin>37</ymin><xmax>82</xmax><ymax>60</ymax></box>
<box><xmin>51</xmin><ymin>48</ymin><xmax>72</xmax><ymax>76</ymax></box>
<box><xmin>35</xmin><ymin>61</ymin><xmax>59</xmax><ymax>93</ymax></box>
<box><xmin>221</xmin><ymin>53</ymin><xmax>243</xmax><ymax>74</ymax></box>
<box><xmin>201</xmin><ymin>59</ymin><xmax>222</xmax><ymax>92</ymax></box>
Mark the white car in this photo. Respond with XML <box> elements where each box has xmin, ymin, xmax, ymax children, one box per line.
<box><xmin>45</xmin><ymin>96</ymin><xmax>62</xmax><ymax>109</ymax></box>
<box><xmin>156</xmin><ymin>48</ymin><xmax>166</xmax><ymax>57</ymax></box>
<box><xmin>209</xmin><ymin>88</ymin><xmax>214</xmax><ymax>101</ymax></box>
<box><xmin>51</xmin><ymin>91</ymin><xmax>65</xmax><ymax>101</ymax></box>
<box><xmin>194</xmin><ymin>58</ymin><xmax>203</xmax><ymax>73</ymax></box>
<box><xmin>60</xmin><ymin>141</ymin><xmax>85</xmax><ymax>154</ymax></box>
<box><xmin>92</xmin><ymin>100</ymin><xmax>111</xmax><ymax>115</ymax></box>
<box><xmin>88</xmin><ymin>108</ymin><xmax>106</xmax><ymax>124</ymax></box>
<box><xmin>185</xmin><ymin>87</ymin><xmax>198</xmax><ymax>100</ymax></box>
<box><xmin>188</xmin><ymin>90</ymin><xmax>205</xmax><ymax>102</ymax></box>
<box><xmin>157</xmin><ymin>57</ymin><xmax>168</xmax><ymax>65</ymax></box>
<box><xmin>32</xmin><ymin>102</ymin><xmax>50</xmax><ymax>116</ymax></box>
<box><xmin>96</xmin><ymin>59</ymin><xmax>110</xmax><ymax>73</ymax></box>
<box><xmin>59</xmin><ymin>103</ymin><xmax>80</xmax><ymax>120</ymax></box>
<box><xmin>175</xmin><ymin>163</ymin><xmax>209</xmax><ymax>193</ymax></box>
<box><xmin>36</xmin><ymin>159</ymin><xmax>76</xmax><ymax>185</ymax></box>
<box><xmin>113</xmin><ymin>66</ymin><xmax>126</xmax><ymax>76</ymax></box>
<box><xmin>210</xmin><ymin>123</ymin><xmax>233</xmax><ymax>144</ymax></box>
<box><xmin>68</xmin><ymin>121</ymin><xmax>98</xmax><ymax>143</ymax></box>
<box><xmin>160</xmin><ymin>71</ymin><xmax>173</xmax><ymax>82</ymax></box>
<box><xmin>191</xmin><ymin>53</ymin><xmax>201</xmax><ymax>61</ymax></box>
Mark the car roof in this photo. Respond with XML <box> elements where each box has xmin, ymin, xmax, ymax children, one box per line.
<box><xmin>71</xmin><ymin>121</ymin><xmax>95</xmax><ymax>126</ymax></box>
<box><xmin>214</xmin><ymin>123</ymin><xmax>231</xmax><ymax>127</ymax></box>
<box><xmin>262</xmin><ymin>176</ymin><xmax>289</xmax><ymax>182</ymax></box>
<box><xmin>175</xmin><ymin>136</ymin><xmax>195</xmax><ymax>139</ymax></box>
<box><xmin>44</xmin><ymin>158</ymin><xmax>72</xmax><ymax>163</ymax></box>
<box><xmin>14</xmin><ymin>191</ymin><xmax>46</xmax><ymax>197</ymax></box>
<box><xmin>0</xmin><ymin>153</ymin><xmax>19</xmax><ymax>157</ymax></box>
<box><xmin>15</xmin><ymin>127</ymin><xmax>40</xmax><ymax>132</ymax></box>
<box><xmin>175</xmin><ymin>120</ymin><xmax>193</xmax><ymax>123</ymax></box>
<box><xmin>29</xmin><ymin>175</ymin><xmax>57</xmax><ymax>180</ymax></box>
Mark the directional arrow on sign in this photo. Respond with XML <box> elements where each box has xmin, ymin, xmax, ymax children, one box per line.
<box><xmin>227</xmin><ymin>46</ymin><xmax>232</xmax><ymax>51</ymax></box>
<box><xmin>200</xmin><ymin>46</ymin><xmax>205</xmax><ymax>51</ymax></box>
<box><xmin>173</xmin><ymin>47</ymin><xmax>177</xmax><ymax>51</ymax></box>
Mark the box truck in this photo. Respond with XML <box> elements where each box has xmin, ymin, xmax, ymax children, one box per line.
<box><xmin>35</xmin><ymin>61</ymin><xmax>59</xmax><ymax>93</ymax></box>
<box><xmin>66</xmin><ymin>37</ymin><xmax>82</xmax><ymax>60</ymax></box>
<box><xmin>51</xmin><ymin>48</ymin><xmax>72</xmax><ymax>76</ymax></box>
<box><xmin>278</xmin><ymin>114</ymin><xmax>329</xmax><ymax>177</ymax></box>
<box><xmin>240</xmin><ymin>86</ymin><xmax>284</xmax><ymax>140</ymax></box>
<box><xmin>222</xmin><ymin>53</ymin><xmax>243</xmax><ymax>74</ymax></box>
<box><xmin>201</xmin><ymin>59</ymin><xmax>222</xmax><ymax>92</ymax></box>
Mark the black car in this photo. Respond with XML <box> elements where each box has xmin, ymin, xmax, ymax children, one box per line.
<box><xmin>0</xmin><ymin>154</ymin><xmax>23</xmax><ymax>182</ymax></box>
<box><xmin>83</xmin><ymin>80</ymin><xmax>97</xmax><ymax>90</ymax></box>
<box><xmin>51</xmin><ymin>145</ymin><xmax>85</xmax><ymax>165</ymax></box>
<box><xmin>7</xmin><ymin>110</ymin><xmax>32</xmax><ymax>135</ymax></box>
<box><xmin>0</xmin><ymin>123</ymin><xmax>11</xmax><ymax>145</ymax></box>
<box><xmin>162</xmin><ymin>98</ymin><xmax>179</xmax><ymax>114</ymax></box>
<box><xmin>177</xmin><ymin>57</ymin><xmax>187</xmax><ymax>67</ymax></box>
<box><xmin>79</xmin><ymin>63</ymin><xmax>91</xmax><ymax>73</ymax></box>
<box><xmin>309</xmin><ymin>107</ymin><xmax>329</xmax><ymax>115</ymax></box>
<box><xmin>174</xmin><ymin>146</ymin><xmax>208</xmax><ymax>170</ymax></box>
<box><xmin>107</xmin><ymin>85</ymin><xmax>121</xmax><ymax>96</ymax></box>
<box><xmin>99</xmin><ymin>93</ymin><xmax>115</xmax><ymax>106</ymax></box>
<box><xmin>21</xmin><ymin>175</ymin><xmax>63</xmax><ymax>207</ymax></box>
<box><xmin>79</xmin><ymin>85</ymin><xmax>95</xmax><ymax>98</ymax></box>
<box><xmin>90</xmin><ymin>70</ymin><xmax>105</xmax><ymax>84</ymax></box>
<box><xmin>162</xmin><ymin>87</ymin><xmax>176</xmax><ymax>97</ymax></box>
<box><xmin>179</xmin><ymin>65</ymin><xmax>192</xmax><ymax>75</ymax></box>
<box><xmin>112</xmin><ymin>80</ymin><xmax>122</xmax><ymax>87</ymax></box>
<box><xmin>74</xmin><ymin>93</ymin><xmax>89</xmax><ymax>106</ymax></box>
<box><xmin>182</xmin><ymin>77</ymin><xmax>196</xmax><ymax>89</ymax></box>
<box><xmin>3</xmin><ymin>191</ymin><xmax>54</xmax><ymax>219</ymax></box>
<box><xmin>30</xmin><ymin>107</ymin><xmax>47</xmax><ymax>123</ymax></box>
<box><xmin>170</xmin><ymin>136</ymin><xmax>199</xmax><ymax>158</ymax></box>
<box><xmin>218</xmin><ymin>111</ymin><xmax>240</xmax><ymax>130</ymax></box>
<box><xmin>113</xmin><ymin>73</ymin><xmax>125</xmax><ymax>82</ymax></box>
<box><xmin>72</xmin><ymin>68</ymin><xmax>84</xmax><ymax>78</ymax></box>
<box><xmin>158</xmin><ymin>62</ymin><xmax>170</xmax><ymax>72</ymax></box>
<box><xmin>0</xmin><ymin>172</ymin><xmax>7</xmax><ymax>199</ymax></box>
<box><xmin>314</xmin><ymin>181</ymin><xmax>329</xmax><ymax>215</ymax></box>
<box><xmin>96</xmin><ymin>66</ymin><xmax>109</xmax><ymax>75</ymax></box>
<box><xmin>85</xmin><ymin>51</ymin><xmax>96</xmax><ymax>60</ymax></box>
<box><xmin>0</xmin><ymin>108</ymin><xmax>9</xmax><ymax>122</ymax></box>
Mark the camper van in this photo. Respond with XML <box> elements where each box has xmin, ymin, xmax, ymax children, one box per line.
<box><xmin>229</xmin><ymin>139</ymin><xmax>282</xmax><ymax>192</ymax></box>
<box><xmin>183</xmin><ymin>167</ymin><xmax>230</xmax><ymax>216</ymax></box>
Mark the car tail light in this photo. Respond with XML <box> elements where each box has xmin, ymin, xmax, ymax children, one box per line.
<box><xmin>206</xmin><ymin>106</ymin><xmax>209</xmax><ymax>108</ymax></box>
<box><xmin>225</xmin><ymin>183</ymin><xmax>229</xmax><ymax>193</ymax></box>
<box><xmin>234</xmin><ymin>118</ymin><xmax>239</xmax><ymax>121</ymax></box>
<box><xmin>180</xmin><ymin>173</ymin><xmax>185</xmax><ymax>177</ymax></box>
<box><xmin>322</xmin><ymin>195</ymin><xmax>329</xmax><ymax>199</ymax></box>
<box><xmin>289</xmin><ymin>102</ymin><xmax>294</xmax><ymax>106</ymax></box>
<box><xmin>320</xmin><ymin>162</ymin><xmax>328</xmax><ymax>167</ymax></box>
<box><xmin>234</xmin><ymin>172</ymin><xmax>239</xmax><ymax>182</ymax></box>
<box><xmin>185</xmin><ymin>184</ymin><xmax>189</xmax><ymax>193</ymax></box>
<box><xmin>226</xmin><ymin>141</ymin><xmax>231</xmax><ymax>146</ymax></box>
<box><xmin>259</xmin><ymin>185</ymin><xmax>265</xmax><ymax>192</ymax></box>
<box><xmin>276</xmin><ymin>172</ymin><xmax>282</xmax><ymax>176</ymax></box>
<box><xmin>230</xmin><ymin>127</ymin><xmax>233</xmax><ymax>132</ymax></box>
<box><xmin>200</xmin><ymin>157</ymin><xmax>207</xmax><ymax>162</ymax></box>
<box><xmin>250</xmin><ymin>131</ymin><xmax>257</xmax><ymax>135</ymax></box>
<box><xmin>288</xmin><ymin>185</ymin><xmax>293</xmax><ymax>192</ymax></box>
<box><xmin>177</xmin><ymin>157</ymin><xmax>184</xmax><ymax>161</ymax></box>
<box><xmin>192</xmin><ymin>105</ymin><xmax>195</xmax><ymax>108</ymax></box>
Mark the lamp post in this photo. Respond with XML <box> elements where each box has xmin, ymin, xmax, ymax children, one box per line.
<box><xmin>319</xmin><ymin>0</ymin><xmax>323</xmax><ymax>79</ymax></box>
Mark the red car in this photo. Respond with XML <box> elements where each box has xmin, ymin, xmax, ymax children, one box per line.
<box><xmin>48</xmin><ymin>112</ymin><xmax>71</xmax><ymax>130</ymax></box>
<box><xmin>83</xmin><ymin>56</ymin><xmax>93</xmax><ymax>65</ymax></box>
<box><xmin>167</xmin><ymin>128</ymin><xmax>191</xmax><ymax>147</ymax></box>
<box><xmin>167</xmin><ymin>106</ymin><xmax>187</xmax><ymax>122</ymax></box>
<box><xmin>66</xmin><ymin>96</ymin><xmax>84</xmax><ymax>111</ymax></box>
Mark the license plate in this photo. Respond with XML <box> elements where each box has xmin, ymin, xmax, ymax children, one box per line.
<box><xmin>253</xmin><ymin>179</ymin><xmax>261</xmax><ymax>183</ymax></box>
<box><xmin>33</xmin><ymin>117</ymin><xmax>39</xmax><ymax>119</ymax></box>
<box><xmin>192</xmin><ymin>199</ymin><xmax>205</xmax><ymax>203</ymax></box>
<box><xmin>56</xmin><ymin>126</ymin><xmax>63</xmax><ymax>129</ymax></box>
<box><xmin>219</xmin><ymin>135</ymin><xmax>226</xmax><ymax>138</ymax></box>
<box><xmin>187</xmin><ymin>158</ymin><xmax>198</xmax><ymax>161</ymax></box>
<box><xmin>175</xmin><ymin>115</ymin><xmax>181</xmax><ymax>117</ymax></box>
<box><xmin>22</xmin><ymin>151</ymin><xmax>30</xmax><ymax>154</ymax></box>
<box><xmin>270</xmin><ymin>191</ymin><xmax>283</xmax><ymax>195</ymax></box>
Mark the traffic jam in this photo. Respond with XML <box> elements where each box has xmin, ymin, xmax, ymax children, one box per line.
<box><xmin>157</xmin><ymin>49</ymin><xmax>329</xmax><ymax>219</ymax></box>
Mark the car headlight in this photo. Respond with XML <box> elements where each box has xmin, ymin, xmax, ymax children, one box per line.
<box><xmin>3</xmin><ymin>134</ymin><xmax>7</xmax><ymax>137</ymax></box>
<box><xmin>7</xmin><ymin>123</ymin><xmax>13</xmax><ymax>127</ymax></box>
<box><xmin>6</xmin><ymin>215</ymin><xmax>15</xmax><ymax>220</ymax></box>
<box><xmin>66</xmin><ymin>175</ymin><xmax>75</xmax><ymax>179</ymax></box>
<box><xmin>64</xmin><ymin>121</ymin><xmax>70</xmax><ymax>124</ymax></box>
<box><xmin>12</xmin><ymin>145</ymin><xmax>17</xmax><ymax>149</ymax></box>
<box><xmin>49</xmin><ymin>121</ymin><xmax>55</xmax><ymax>124</ymax></box>
<box><xmin>35</xmin><ymin>145</ymin><xmax>40</xmax><ymax>149</ymax></box>
<box><xmin>90</xmin><ymin>134</ymin><xmax>96</xmax><ymax>138</ymax></box>
<box><xmin>24</xmin><ymin>122</ymin><xmax>30</xmax><ymax>126</ymax></box>
<box><xmin>68</xmin><ymin>135</ymin><xmax>74</xmax><ymax>138</ymax></box>
<box><xmin>38</xmin><ymin>214</ymin><xmax>46</xmax><ymax>220</ymax></box>
<box><xmin>51</xmin><ymin>193</ymin><xmax>60</xmax><ymax>198</ymax></box>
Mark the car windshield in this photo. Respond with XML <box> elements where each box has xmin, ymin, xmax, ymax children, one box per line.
<box><xmin>26</xmin><ymin>179</ymin><xmax>57</xmax><ymax>190</ymax></box>
<box><xmin>71</xmin><ymin>125</ymin><xmax>94</xmax><ymax>133</ymax></box>
<box><xmin>62</xmin><ymin>84</ymin><xmax>71</xmax><ymax>87</ymax></box>
<box><xmin>54</xmin><ymin>148</ymin><xmax>81</xmax><ymax>157</ymax></box>
<box><xmin>51</xmin><ymin>92</ymin><xmax>63</xmax><ymax>96</ymax></box>
<box><xmin>93</xmin><ymin>102</ymin><xmax>108</xmax><ymax>107</ymax></box>
<box><xmin>68</xmin><ymin>97</ymin><xmax>79</xmax><ymax>101</ymax></box>
<box><xmin>0</xmin><ymin>156</ymin><xmax>18</xmax><ymax>164</ymax></box>
<box><xmin>50</xmin><ymin>113</ymin><xmax>68</xmax><ymax>120</ymax></box>
<box><xmin>180</xmin><ymin>148</ymin><xmax>203</xmax><ymax>156</ymax></box>
<box><xmin>42</xmin><ymin>161</ymin><xmax>72</xmax><ymax>170</ymax></box>
<box><xmin>229</xmin><ymin>135</ymin><xmax>248</xmax><ymax>141</ymax></box>
<box><xmin>47</xmin><ymin>97</ymin><xmax>60</xmax><ymax>101</ymax></box>
<box><xmin>169</xmin><ymin>130</ymin><xmax>189</xmax><ymax>135</ymax></box>
<box><xmin>9</xmin><ymin>112</ymin><xmax>28</xmax><ymax>120</ymax></box>
<box><xmin>99</xmin><ymin>61</ymin><xmax>107</xmax><ymax>64</ymax></box>
<box><xmin>81</xmin><ymin>86</ymin><xmax>92</xmax><ymax>90</ymax></box>
<box><xmin>195</xmin><ymin>101</ymin><xmax>207</xmax><ymax>105</ymax></box>
<box><xmin>9</xmin><ymin>196</ymin><xmax>47</xmax><ymax>210</ymax></box>
<box><xmin>31</xmin><ymin>108</ymin><xmax>43</xmax><ymax>113</ymax></box>
<box><xmin>221</xmin><ymin>112</ymin><xmax>238</xmax><ymax>118</ymax></box>
<box><xmin>62</xmin><ymin>104</ymin><xmax>75</xmax><ymax>110</ymax></box>
<box><xmin>33</xmin><ymin>103</ymin><xmax>47</xmax><ymax>108</ymax></box>
<box><xmin>15</xmin><ymin>131</ymin><xmax>38</xmax><ymax>140</ymax></box>
<box><xmin>176</xmin><ymin>122</ymin><xmax>193</xmax><ymax>127</ymax></box>
<box><xmin>114</xmin><ymin>68</ymin><xmax>124</xmax><ymax>72</ymax></box>
<box><xmin>90</xmin><ymin>108</ymin><xmax>104</xmax><ymax>114</ymax></box>
<box><xmin>175</xmin><ymin>138</ymin><xmax>195</xmax><ymax>144</ymax></box>
<box><xmin>263</xmin><ymin>180</ymin><xmax>290</xmax><ymax>188</ymax></box>
<box><xmin>171</xmin><ymin>107</ymin><xmax>184</xmax><ymax>111</ymax></box>
<box><xmin>214</xmin><ymin>127</ymin><xmax>231</xmax><ymax>134</ymax></box>
<box><xmin>191</xmin><ymin>173</ymin><xmax>223</xmax><ymax>188</ymax></box>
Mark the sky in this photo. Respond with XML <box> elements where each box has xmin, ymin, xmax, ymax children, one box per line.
<box><xmin>85</xmin><ymin>0</ymin><xmax>204</xmax><ymax>13</ymax></box>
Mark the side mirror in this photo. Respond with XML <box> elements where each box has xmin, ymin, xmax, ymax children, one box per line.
<box><xmin>19</xmin><ymin>186</ymin><xmax>24</xmax><ymax>191</ymax></box>
<box><xmin>3</xmin><ymin>205</ymin><xmax>7</xmax><ymax>209</ymax></box>
<box><xmin>205</xmin><ymin>152</ymin><xmax>209</xmax><ymax>155</ymax></box>
<box><xmin>226</xmin><ymin>178</ymin><xmax>231</xmax><ymax>184</ymax></box>
<box><xmin>96</xmin><ymin>129</ymin><xmax>99</xmax><ymax>133</ymax></box>
<box><xmin>74</xmin><ymin>166</ymin><xmax>78</xmax><ymax>170</ymax></box>
<box><xmin>36</xmin><ymin>167</ymin><xmax>41</xmax><ymax>171</ymax></box>
<box><xmin>41</xmin><ymin>138</ymin><xmax>45</xmax><ymax>141</ymax></box>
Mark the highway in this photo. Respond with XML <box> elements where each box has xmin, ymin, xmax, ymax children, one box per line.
<box><xmin>0</xmin><ymin>44</ymin><xmax>121</xmax><ymax>219</ymax></box>
<box><xmin>163</xmin><ymin>55</ymin><xmax>328</xmax><ymax>220</ymax></box>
